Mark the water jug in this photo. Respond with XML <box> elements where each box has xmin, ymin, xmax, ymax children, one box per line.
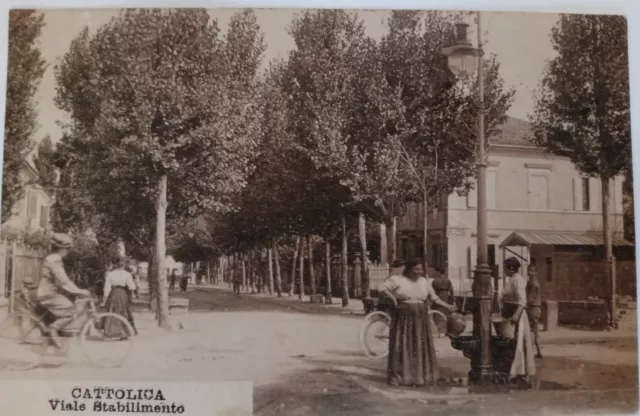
<box><xmin>446</xmin><ymin>312</ymin><xmax>467</xmax><ymax>337</ymax></box>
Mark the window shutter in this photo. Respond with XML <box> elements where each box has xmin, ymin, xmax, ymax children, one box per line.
<box><xmin>27</xmin><ymin>192</ymin><xmax>38</xmax><ymax>219</ymax></box>
<box><xmin>487</xmin><ymin>171</ymin><xmax>497</xmax><ymax>209</ymax></box>
<box><xmin>40</xmin><ymin>205</ymin><xmax>50</xmax><ymax>229</ymax></box>
<box><xmin>468</xmin><ymin>244</ymin><xmax>477</xmax><ymax>279</ymax></box>
<box><xmin>573</xmin><ymin>177</ymin><xmax>583</xmax><ymax>211</ymax></box>
<box><xmin>467</xmin><ymin>182</ymin><xmax>477</xmax><ymax>208</ymax></box>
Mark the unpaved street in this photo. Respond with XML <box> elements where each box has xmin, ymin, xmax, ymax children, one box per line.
<box><xmin>1</xmin><ymin>288</ymin><xmax>637</xmax><ymax>415</ymax></box>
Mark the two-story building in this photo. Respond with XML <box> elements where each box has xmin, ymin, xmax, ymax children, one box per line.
<box><xmin>2</xmin><ymin>159</ymin><xmax>53</xmax><ymax>233</ymax></box>
<box><xmin>397</xmin><ymin>116</ymin><xmax>632</xmax><ymax>300</ymax></box>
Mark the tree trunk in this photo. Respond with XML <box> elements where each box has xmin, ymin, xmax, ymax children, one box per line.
<box><xmin>147</xmin><ymin>246</ymin><xmax>157</xmax><ymax>312</ymax></box>
<box><xmin>241</xmin><ymin>254</ymin><xmax>247</xmax><ymax>292</ymax></box>
<box><xmin>380</xmin><ymin>223</ymin><xmax>388</xmax><ymax>265</ymax></box>
<box><xmin>268</xmin><ymin>248</ymin><xmax>275</xmax><ymax>295</ymax></box>
<box><xmin>249</xmin><ymin>251</ymin><xmax>256</xmax><ymax>294</ymax></box>
<box><xmin>325</xmin><ymin>240</ymin><xmax>332</xmax><ymax>304</ymax></box>
<box><xmin>341</xmin><ymin>216</ymin><xmax>349</xmax><ymax>307</ymax></box>
<box><xmin>299</xmin><ymin>237</ymin><xmax>305</xmax><ymax>301</ymax></box>
<box><xmin>155</xmin><ymin>174</ymin><xmax>170</xmax><ymax>329</ymax></box>
<box><xmin>308</xmin><ymin>235</ymin><xmax>316</xmax><ymax>295</ymax></box>
<box><xmin>359</xmin><ymin>212</ymin><xmax>371</xmax><ymax>299</ymax></box>
<box><xmin>230</xmin><ymin>254</ymin><xmax>236</xmax><ymax>288</ymax></box>
<box><xmin>602</xmin><ymin>175</ymin><xmax>616</xmax><ymax>326</ymax></box>
<box><xmin>289</xmin><ymin>237</ymin><xmax>300</xmax><ymax>297</ymax></box>
<box><xmin>423</xmin><ymin>191</ymin><xmax>429</xmax><ymax>269</ymax></box>
<box><xmin>273</xmin><ymin>240</ymin><xmax>283</xmax><ymax>297</ymax></box>
<box><xmin>387</xmin><ymin>217</ymin><xmax>397</xmax><ymax>262</ymax></box>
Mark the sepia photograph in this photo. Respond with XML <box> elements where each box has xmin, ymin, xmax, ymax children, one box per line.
<box><xmin>0</xmin><ymin>7</ymin><xmax>636</xmax><ymax>415</ymax></box>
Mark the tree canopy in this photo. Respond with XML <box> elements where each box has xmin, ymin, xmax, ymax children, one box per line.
<box><xmin>3</xmin><ymin>10</ymin><xmax>46</xmax><ymax>219</ymax></box>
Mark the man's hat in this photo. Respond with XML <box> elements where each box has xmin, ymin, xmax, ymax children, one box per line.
<box><xmin>51</xmin><ymin>233</ymin><xmax>73</xmax><ymax>249</ymax></box>
<box><xmin>390</xmin><ymin>259</ymin><xmax>406</xmax><ymax>268</ymax></box>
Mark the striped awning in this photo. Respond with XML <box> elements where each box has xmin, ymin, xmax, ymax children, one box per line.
<box><xmin>499</xmin><ymin>231</ymin><xmax>634</xmax><ymax>247</ymax></box>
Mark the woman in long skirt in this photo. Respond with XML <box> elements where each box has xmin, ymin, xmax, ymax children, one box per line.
<box><xmin>501</xmin><ymin>257</ymin><xmax>536</xmax><ymax>387</ymax></box>
<box><xmin>379</xmin><ymin>258</ymin><xmax>456</xmax><ymax>387</ymax></box>
<box><xmin>101</xmin><ymin>259</ymin><xmax>138</xmax><ymax>338</ymax></box>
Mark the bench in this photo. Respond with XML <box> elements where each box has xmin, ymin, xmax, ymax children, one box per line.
<box><xmin>137</xmin><ymin>297</ymin><xmax>189</xmax><ymax>315</ymax></box>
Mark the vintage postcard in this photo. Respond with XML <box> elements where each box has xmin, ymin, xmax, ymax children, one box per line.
<box><xmin>0</xmin><ymin>7</ymin><xmax>636</xmax><ymax>416</ymax></box>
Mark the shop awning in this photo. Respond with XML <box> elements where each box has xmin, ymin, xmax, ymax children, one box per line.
<box><xmin>499</xmin><ymin>231</ymin><xmax>634</xmax><ymax>248</ymax></box>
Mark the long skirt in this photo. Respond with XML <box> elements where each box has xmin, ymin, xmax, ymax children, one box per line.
<box><xmin>503</xmin><ymin>303</ymin><xmax>536</xmax><ymax>384</ymax></box>
<box><xmin>102</xmin><ymin>286</ymin><xmax>137</xmax><ymax>338</ymax></box>
<box><xmin>387</xmin><ymin>302</ymin><xmax>438</xmax><ymax>386</ymax></box>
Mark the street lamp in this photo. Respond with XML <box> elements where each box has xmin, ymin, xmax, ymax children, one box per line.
<box><xmin>442</xmin><ymin>14</ymin><xmax>495</xmax><ymax>389</ymax></box>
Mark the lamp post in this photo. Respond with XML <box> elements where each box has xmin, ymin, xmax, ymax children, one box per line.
<box><xmin>442</xmin><ymin>12</ymin><xmax>494</xmax><ymax>388</ymax></box>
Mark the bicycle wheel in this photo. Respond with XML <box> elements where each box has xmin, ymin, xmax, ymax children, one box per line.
<box><xmin>79</xmin><ymin>313</ymin><xmax>135</xmax><ymax>368</ymax></box>
<box><xmin>359</xmin><ymin>311</ymin><xmax>391</xmax><ymax>358</ymax></box>
<box><xmin>429</xmin><ymin>310</ymin><xmax>448</xmax><ymax>338</ymax></box>
<box><xmin>0</xmin><ymin>313</ymin><xmax>47</xmax><ymax>370</ymax></box>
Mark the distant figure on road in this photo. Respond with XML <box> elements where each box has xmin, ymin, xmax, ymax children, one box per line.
<box><xmin>180</xmin><ymin>270</ymin><xmax>190</xmax><ymax>292</ymax></box>
<box><xmin>233</xmin><ymin>272</ymin><xmax>242</xmax><ymax>296</ymax></box>
<box><xmin>431</xmin><ymin>268</ymin><xmax>454</xmax><ymax>307</ymax></box>
<box><xmin>170</xmin><ymin>269</ymin><xmax>178</xmax><ymax>291</ymax></box>
<box><xmin>526</xmin><ymin>264</ymin><xmax>543</xmax><ymax>359</ymax></box>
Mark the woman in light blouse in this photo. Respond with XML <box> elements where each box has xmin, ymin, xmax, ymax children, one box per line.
<box><xmin>101</xmin><ymin>258</ymin><xmax>138</xmax><ymax>338</ymax></box>
<box><xmin>501</xmin><ymin>257</ymin><xmax>536</xmax><ymax>387</ymax></box>
<box><xmin>379</xmin><ymin>258</ymin><xmax>455</xmax><ymax>387</ymax></box>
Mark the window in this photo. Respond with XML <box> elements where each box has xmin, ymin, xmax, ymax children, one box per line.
<box><xmin>27</xmin><ymin>192</ymin><xmax>38</xmax><ymax>219</ymax></box>
<box><xmin>582</xmin><ymin>178</ymin><xmax>590</xmax><ymax>211</ymax></box>
<box><xmin>431</xmin><ymin>244</ymin><xmax>440</xmax><ymax>268</ymax></box>
<box><xmin>467</xmin><ymin>184</ymin><xmax>477</xmax><ymax>208</ymax></box>
<box><xmin>528</xmin><ymin>174</ymin><xmax>549</xmax><ymax>210</ymax></box>
<box><xmin>40</xmin><ymin>205</ymin><xmax>50</xmax><ymax>229</ymax></box>
<box><xmin>488</xmin><ymin>244</ymin><xmax>496</xmax><ymax>266</ymax></box>
<box><xmin>545</xmin><ymin>257</ymin><xmax>553</xmax><ymax>282</ymax></box>
<box><xmin>487</xmin><ymin>171</ymin><xmax>497</xmax><ymax>209</ymax></box>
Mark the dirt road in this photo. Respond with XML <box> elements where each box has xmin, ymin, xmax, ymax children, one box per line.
<box><xmin>1</xmin><ymin>288</ymin><xmax>637</xmax><ymax>415</ymax></box>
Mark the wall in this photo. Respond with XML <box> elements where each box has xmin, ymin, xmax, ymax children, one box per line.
<box><xmin>3</xmin><ymin>185</ymin><xmax>52</xmax><ymax>232</ymax></box>
<box><xmin>443</xmin><ymin>147</ymin><xmax>625</xmax><ymax>285</ymax></box>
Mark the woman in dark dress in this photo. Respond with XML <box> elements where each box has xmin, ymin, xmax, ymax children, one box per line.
<box><xmin>101</xmin><ymin>259</ymin><xmax>138</xmax><ymax>338</ymax></box>
<box><xmin>379</xmin><ymin>258</ymin><xmax>455</xmax><ymax>387</ymax></box>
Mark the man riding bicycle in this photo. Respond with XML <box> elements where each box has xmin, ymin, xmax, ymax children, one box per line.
<box><xmin>36</xmin><ymin>233</ymin><xmax>91</xmax><ymax>347</ymax></box>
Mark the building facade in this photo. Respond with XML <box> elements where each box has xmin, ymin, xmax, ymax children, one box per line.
<box><xmin>2</xmin><ymin>160</ymin><xmax>53</xmax><ymax>233</ymax></box>
<box><xmin>396</xmin><ymin>117</ymin><xmax>630</xmax><ymax>298</ymax></box>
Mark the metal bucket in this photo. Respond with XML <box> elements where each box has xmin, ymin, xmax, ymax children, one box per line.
<box><xmin>492</xmin><ymin>318</ymin><xmax>515</xmax><ymax>339</ymax></box>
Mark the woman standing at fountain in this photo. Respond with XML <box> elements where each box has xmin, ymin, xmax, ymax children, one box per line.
<box><xmin>501</xmin><ymin>257</ymin><xmax>536</xmax><ymax>386</ymax></box>
<box><xmin>379</xmin><ymin>258</ymin><xmax>455</xmax><ymax>387</ymax></box>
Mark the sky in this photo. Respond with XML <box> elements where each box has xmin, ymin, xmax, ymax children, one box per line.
<box><xmin>34</xmin><ymin>8</ymin><xmax>560</xmax><ymax>145</ymax></box>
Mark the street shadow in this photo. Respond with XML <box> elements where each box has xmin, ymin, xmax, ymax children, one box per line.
<box><xmin>180</xmin><ymin>288</ymin><xmax>366</xmax><ymax>319</ymax></box>
<box><xmin>307</xmin><ymin>345</ymin><xmax>639</xmax><ymax>393</ymax></box>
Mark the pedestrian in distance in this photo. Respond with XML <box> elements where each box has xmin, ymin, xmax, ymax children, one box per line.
<box><xmin>169</xmin><ymin>269</ymin><xmax>177</xmax><ymax>291</ymax></box>
<box><xmin>179</xmin><ymin>270</ymin><xmax>189</xmax><ymax>292</ymax></box>
<box><xmin>526</xmin><ymin>264</ymin><xmax>544</xmax><ymax>359</ymax></box>
<box><xmin>232</xmin><ymin>272</ymin><xmax>242</xmax><ymax>296</ymax></box>
<box><xmin>431</xmin><ymin>266</ymin><xmax>455</xmax><ymax>315</ymax></box>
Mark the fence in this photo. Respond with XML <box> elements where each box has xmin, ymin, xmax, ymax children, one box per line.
<box><xmin>0</xmin><ymin>242</ymin><xmax>45</xmax><ymax>312</ymax></box>
<box><xmin>554</xmin><ymin>259</ymin><xmax>636</xmax><ymax>301</ymax></box>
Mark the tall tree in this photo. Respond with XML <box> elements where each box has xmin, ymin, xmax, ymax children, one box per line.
<box><xmin>380</xmin><ymin>10</ymin><xmax>514</xmax><ymax>268</ymax></box>
<box><xmin>54</xmin><ymin>9</ymin><xmax>263</xmax><ymax>328</ymax></box>
<box><xmin>3</xmin><ymin>10</ymin><xmax>46</xmax><ymax>219</ymax></box>
<box><xmin>33</xmin><ymin>135</ymin><xmax>58</xmax><ymax>189</ymax></box>
<box><xmin>531</xmin><ymin>14</ymin><xmax>631</xmax><ymax>325</ymax></box>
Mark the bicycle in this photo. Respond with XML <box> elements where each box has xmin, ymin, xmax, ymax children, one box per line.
<box><xmin>358</xmin><ymin>298</ymin><xmax>449</xmax><ymax>358</ymax></box>
<box><xmin>0</xmin><ymin>286</ymin><xmax>135</xmax><ymax>371</ymax></box>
